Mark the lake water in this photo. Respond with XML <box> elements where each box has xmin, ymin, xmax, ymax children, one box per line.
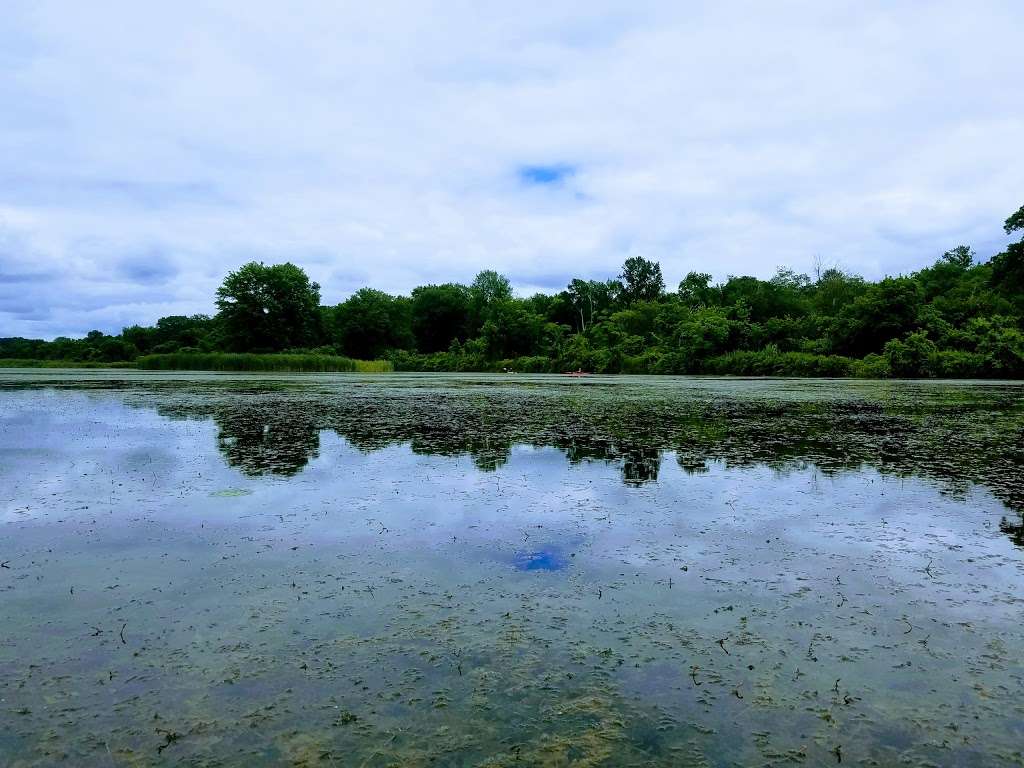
<box><xmin>1</xmin><ymin>371</ymin><xmax>1023</xmax><ymax>766</ymax></box>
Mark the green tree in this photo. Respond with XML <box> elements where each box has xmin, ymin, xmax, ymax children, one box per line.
<box><xmin>991</xmin><ymin>204</ymin><xmax>1024</xmax><ymax>302</ymax></box>
<box><xmin>619</xmin><ymin>257</ymin><xmax>664</xmax><ymax>305</ymax></box>
<box><xmin>967</xmin><ymin>316</ymin><xmax>1024</xmax><ymax>376</ymax></box>
<box><xmin>410</xmin><ymin>283</ymin><xmax>470</xmax><ymax>353</ymax></box>
<box><xmin>469</xmin><ymin>270</ymin><xmax>513</xmax><ymax>331</ymax></box>
<box><xmin>678</xmin><ymin>272</ymin><xmax>716</xmax><ymax>309</ymax></box>
<box><xmin>120</xmin><ymin>324</ymin><xmax>156</xmax><ymax>354</ymax></box>
<box><xmin>330</xmin><ymin>288</ymin><xmax>413</xmax><ymax>359</ymax></box>
<box><xmin>830</xmin><ymin>277</ymin><xmax>922</xmax><ymax>357</ymax></box>
<box><xmin>720</xmin><ymin>271</ymin><xmax>809</xmax><ymax>323</ymax></box>
<box><xmin>215</xmin><ymin>262</ymin><xmax>321</xmax><ymax>351</ymax></box>
<box><xmin>1005</xmin><ymin>204</ymin><xmax>1024</xmax><ymax>236</ymax></box>
<box><xmin>941</xmin><ymin>245</ymin><xmax>974</xmax><ymax>268</ymax></box>
<box><xmin>884</xmin><ymin>331</ymin><xmax>937</xmax><ymax>377</ymax></box>
<box><xmin>812</xmin><ymin>268</ymin><xmax>865</xmax><ymax>315</ymax></box>
<box><xmin>151</xmin><ymin>314</ymin><xmax>215</xmax><ymax>351</ymax></box>
<box><xmin>480</xmin><ymin>300</ymin><xmax>544</xmax><ymax>360</ymax></box>
<box><xmin>672</xmin><ymin>307</ymin><xmax>731</xmax><ymax>366</ymax></box>
<box><xmin>565</xmin><ymin>279</ymin><xmax>621</xmax><ymax>331</ymax></box>
<box><xmin>566</xmin><ymin>279</ymin><xmax>596</xmax><ymax>331</ymax></box>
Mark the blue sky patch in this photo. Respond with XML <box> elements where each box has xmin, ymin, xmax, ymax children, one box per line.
<box><xmin>518</xmin><ymin>164</ymin><xmax>576</xmax><ymax>186</ymax></box>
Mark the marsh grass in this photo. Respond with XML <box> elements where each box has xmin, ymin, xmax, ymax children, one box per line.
<box><xmin>137</xmin><ymin>352</ymin><xmax>393</xmax><ymax>372</ymax></box>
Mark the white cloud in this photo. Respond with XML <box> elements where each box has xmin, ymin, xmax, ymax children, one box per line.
<box><xmin>1</xmin><ymin>0</ymin><xmax>1022</xmax><ymax>337</ymax></box>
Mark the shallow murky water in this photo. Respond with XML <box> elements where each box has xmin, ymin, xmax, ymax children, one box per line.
<box><xmin>1</xmin><ymin>371</ymin><xmax>1023</xmax><ymax>767</ymax></box>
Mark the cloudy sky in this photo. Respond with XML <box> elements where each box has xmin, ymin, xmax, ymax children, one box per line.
<box><xmin>1</xmin><ymin>1</ymin><xmax>1022</xmax><ymax>338</ymax></box>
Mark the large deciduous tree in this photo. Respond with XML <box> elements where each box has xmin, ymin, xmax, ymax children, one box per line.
<box><xmin>329</xmin><ymin>288</ymin><xmax>414</xmax><ymax>359</ymax></box>
<box><xmin>1004</xmin><ymin>204</ymin><xmax>1024</xmax><ymax>237</ymax></box>
<box><xmin>215</xmin><ymin>262</ymin><xmax>321</xmax><ymax>352</ymax></box>
<box><xmin>990</xmin><ymin>204</ymin><xmax>1024</xmax><ymax>302</ymax></box>
<box><xmin>410</xmin><ymin>283</ymin><xmax>470</xmax><ymax>352</ymax></box>
<box><xmin>677</xmin><ymin>272</ymin><xmax>716</xmax><ymax>310</ymax></box>
<box><xmin>830</xmin><ymin>277</ymin><xmax>923</xmax><ymax>357</ymax></box>
<box><xmin>619</xmin><ymin>257</ymin><xmax>664</xmax><ymax>305</ymax></box>
<box><xmin>469</xmin><ymin>270</ymin><xmax>513</xmax><ymax>331</ymax></box>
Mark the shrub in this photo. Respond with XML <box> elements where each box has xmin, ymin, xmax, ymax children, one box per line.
<box><xmin>702</xmin><ymin>350</ymin><xmax>853</xmax><ymax>377</ymax></box>
<box><xmin>496</xmin><ymin>356</ymin><xmax>553</xmax><ymax>373</ymax></box>
<box><xmin>883</xmin><ymin>331</ymin><xmax>937</xmax><ymax>377</ymax></box>
<box><xmin>927</xmin><ymin>350</ymin><xmax>989</xmax><ymax>379</ymax></box>
<box><xmin>851</xmin><ymin>354</ymin><xmax>891</xmax><ymax>378</ymax></box>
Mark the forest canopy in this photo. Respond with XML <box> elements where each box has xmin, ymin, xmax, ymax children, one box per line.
<box><xmin>3</xmin><ymin>204</ymin><xmax>1024</xmax><ymax>378</ymax></box>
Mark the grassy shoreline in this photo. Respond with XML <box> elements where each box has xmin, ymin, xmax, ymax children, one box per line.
<box><xmin>0</xmin><ymin>348</ymin><xmax>1009</xmax><ymax>378</ymax></box>
<box><xmin>136</xmin><ymin>352</ymin><xmax>393</xmax><ymax>372</ymax></box>
<box><xmin>0</xmin><ymin>358</ymin><xmax>137</xmax><ymax>369</ymax></box>
<box><xmin>1</xmin><ymin>353</ymin><xmax>392</xmax><ymax>372</ymax></box>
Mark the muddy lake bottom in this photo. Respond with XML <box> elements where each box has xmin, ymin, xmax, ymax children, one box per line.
<box><xmin>1</xmin><ymin>371</ymin><xmax>1023</xmax><ymax>766</ymax></box>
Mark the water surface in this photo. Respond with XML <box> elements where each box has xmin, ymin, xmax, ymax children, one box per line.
<box><xmin>1</xmin><ymin>371</ymin><xmax>1023</xmax><ymax>766</ymax></box>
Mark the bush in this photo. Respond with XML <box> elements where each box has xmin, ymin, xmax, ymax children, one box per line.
<box><xmin>927</xmin><ymin>350</ymin><xmax>989</xmax><ymax>378</ymax></box>
<box><xmin>650</xmin><ymin>351</ymin><xmax>689</xmax><ymax>375</ymax></box>
<box><xmin>702</xmin><ymin>350</ymin><xmax>853</xmax><ymax>377</ymax></box>
<box><xmin>496</xmin><ymin>356</ymin><xmax>554</xmax><ymax>373</ymax></box>
<box><xmin>883</xmin><ymin>331</ymin><xmax>937</xmax><ymax>377</ymax></box>
<box><xmin>390</xmin><ymin>350</ymin><xmax>486</xmax><ymax>372</ymax></box>
<box><xmin>851</xmin><ymin>354</ymin><xmax>891</xmax><ymax>378</ymax></box>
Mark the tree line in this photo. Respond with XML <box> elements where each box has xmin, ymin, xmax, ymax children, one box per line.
<box><xmin>3</xmin><ymin>203</ymin><xmax>1023</xmax><ymax>377</ymax></box>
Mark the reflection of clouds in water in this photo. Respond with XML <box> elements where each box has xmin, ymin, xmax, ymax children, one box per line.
<box><xmin>3</xmin><ymin>376</ymin><xmax>1024</xmax><ymax>765</ymax></box>
<box><xmin>0</xmin><ymin>390</ymin><xmax>226</xmax><ymax>521</ymax></box>
<box><xmin>6</xmin><ymin>375</ymin><xmax>1024</xmax><ymax>543</ymax></box>
<box><xmin>142</xmin><ymin>381</ymin><xmax>1024</xmax><ymax>550</ymax></box>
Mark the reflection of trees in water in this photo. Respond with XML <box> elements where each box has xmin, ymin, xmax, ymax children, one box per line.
<box><xmin>562</xmin><ymin>440</ymin><xmax>660</xmax><ymax>484</ymax></box>
<box><xmin>155</xmin><ymin>394</ymin><xmax>320</xmax><ymax>477</ymax></box>
<box><xmin>144</xmin><ymin>382</ymin><xmax>1024</xmax><ymax>546</ymax></box>
<box><xmin>1001</xmin><ymin>517</ymin><xmax>1024</xmax><ymax>546</ymax></box>
<box><xmin>622</xmin><ymin>447</ymin><xmax>660</xmax><ymax>484</ymax></box>
<box><xmin>214</xmin><ymin>406</ymin><xmax>320</xmax><ymax>476</ymax></box>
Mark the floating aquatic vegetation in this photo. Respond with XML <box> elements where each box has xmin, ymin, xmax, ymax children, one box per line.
<box><xmin>209</xmin><ymin>487</ymin><xmax>253</xmax><ymax>497</ymax></box>
<box><xmin>1</xmin><ymin>371</ymin><xmax>1022</xmax><ymax>766</ymax></box>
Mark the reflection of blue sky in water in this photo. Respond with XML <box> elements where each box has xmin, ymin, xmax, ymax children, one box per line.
<box><xmin>2</xmin><ymin>375</ymin><xmax>1024</xmax><ymax>765</ymax></box>
<box><xmin>513</xmin><ymin>546</ymin><xmax>569</xmax><ymax>572</ymax></box>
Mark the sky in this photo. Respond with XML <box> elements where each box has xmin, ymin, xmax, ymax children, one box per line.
<box><xmin>1</xmin><ymin>1</ymin><xmax>1022</xmax><ymax>339</ymax></box>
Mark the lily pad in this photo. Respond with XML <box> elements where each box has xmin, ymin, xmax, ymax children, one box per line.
<box><xmin>209</xmin><ymin>487</ymin><xmax>252</xmax><ymax>497</ymax></box>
